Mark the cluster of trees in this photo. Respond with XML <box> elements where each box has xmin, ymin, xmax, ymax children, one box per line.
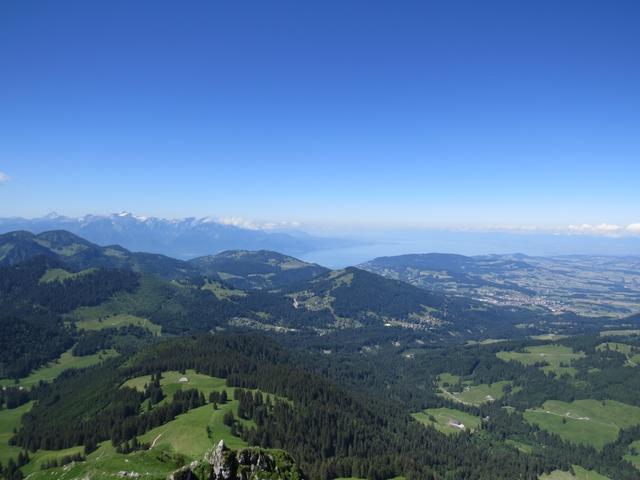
<box><xmin>0</xmin><ymin>453</ymin><xmax>29</xmax><ymax>480</ymax></box>
<box><xmin>0</xmin><ymin>387</ymin><xmax>30</xmax><ymax>410</ymax></box>
<box><xmin>115</xmin><ymin>437</ymin><xmax>149</xmax><ymax>454</ymax></box>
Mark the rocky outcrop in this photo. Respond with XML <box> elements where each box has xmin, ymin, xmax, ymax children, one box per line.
<box><xmin>169</xmin><ymin>440</ymin><xmax>304</xmax><ymax>480</ymax></box>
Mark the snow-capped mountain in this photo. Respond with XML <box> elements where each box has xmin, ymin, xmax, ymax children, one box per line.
<box><xmin>0</xmin><ymin>212</ymin><xmax>350</xmax><ymax>259</ymax></box>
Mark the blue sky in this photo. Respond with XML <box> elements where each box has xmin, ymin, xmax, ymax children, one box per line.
<box><xmin>1</xmin><ymin>0</ymin><xmax>639</xmax><ymax>232</ymax></box>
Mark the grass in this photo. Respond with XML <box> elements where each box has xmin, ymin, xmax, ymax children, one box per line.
<box><xmin>122</xmin><ymin>370</ymin><xmax>227</xmax><ymax>402</ymax></box>
<box><xmin>539</xmin><ymin>465</ymin><xmax>610</xmax><ymax>480</ymax></box>
<box><xmin>465</xmin><ymin>338</ymin><xmax>507</xmax><ymax>345</ymax></box>
<box><xmin>445</xmin><ymin>381</ymin><xmax>512</xmax><ymax>406</ymax></box>
<box><xmin>436</xmin><ymin>373</ymin><xmax>513</xmax><ymax>406</ymax></box>
<box><xmin>496</xmin><ymin>344</ymin><xmax>585</xmax><ymax>376</ymax></box>
<box><xmin>20</xmin><ymin>445</ymin><xmax>86</xmax><ymax>475</ymax></box>
<box><xmin>139</xmin><ymin>401</ymin><xmax>247</xmax><ymax>459</ymax></box>
<box><xmin>412</xmin><ymin>407</ymin><xmax>481</xmax><ymax>435</ymax></box>
<box><xmin>39</xmin><ymin>267</ymin><xmax>97</xmax><ymax>283</ymax></box>
<box><xmin>201</xmin><ymin>280</ymin><xmax>246</xmax><ymax>299</ymax></box>
<box><xmin>506</xmin><ymin>439</ymin><xmax>535</xmax><ymax>454</ymax></box>
<box><xmin>74</xmin><ymin>313</ymin><xmax>162</xmax><ymax>336</ymax></box>
<box><xmin>0</xmin><ymin>401</ymin><xmax>33</xmax><ymax>463</ymax></box>
<box><xmin>524</xmin><ymin>399</ymin><xmax>640</xmax><ymax>449</ymax></box>
<box><xmin>24</xmin><ymin>441</ymin><xmax>178</xmax><ymax>480</ymax></box>
<box><xmin>0</xmin><ymin>348</ymin><xmax>119</xmax><ymax>388</ymax></box>
<box><xmin>530</xmin><ymin>334</ymin><xmax>569</xmax><ymax>341</ymax></box>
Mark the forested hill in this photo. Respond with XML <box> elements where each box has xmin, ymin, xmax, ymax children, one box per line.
<box><xmin>189</xmin><ymin>249</ymin><xmax>329</xmax><ymax>289</ymax></box>
<box><xmin>0</xmin><ymin>230</ymin><xmax>197</xmax><ymax>279</ymax></box>
<box><xmin>0</xmin><ymin>255</ymin><xmax>141</xmax><ymax>378</ymax></box>
<box><xmin>283</xmin><ymin>266</ymin><xmax>535</xmax><ymax>332</ymax></box>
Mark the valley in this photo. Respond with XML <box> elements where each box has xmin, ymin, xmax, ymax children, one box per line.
<box><xmin>360</xmin><ymin>254</ymin><xmax>640</xmax><ymax>318</ymax></box>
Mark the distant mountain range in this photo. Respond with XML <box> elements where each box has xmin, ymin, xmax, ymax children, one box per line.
<box><xmin>0</xmin><ymin>212</ymin><xmax>353</xmax><ymax>259</ymax></box>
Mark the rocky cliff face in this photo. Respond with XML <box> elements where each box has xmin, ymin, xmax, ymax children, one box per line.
<box><xmin>169</xmin><ymin>440</ymin><xmax>304</xmax><ymax>480</ymax></box>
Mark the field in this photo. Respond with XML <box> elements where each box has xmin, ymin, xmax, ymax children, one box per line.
<box><xmin>0</xmin><ymin>401</ymin><xmax>33</xmax><ymax>463</ymax></box>
<box><xmin>74</xmin><ymin>313</ymin><xmax>162</xmax><ymax>335</ymax></box>
<box><xmin>412</xmin><ymin>407</ymin><xmax>481</xmax><ymax>435</ymax></box>
<box><xmin>139</xmin><ymin>400</ymin><xmax>248</xmax><ymax>458</ymax></box>
<box><xmin>39</xmin><ymin>267</ymin><xmax>97</xmax><ymax>283</ymax></box>
<box><xmin>0</xmin><ymin>347</ymin><xmax>119</xmax><ymax>388</ymax></box>
<box><xmin>530</xmin><ymin>334</ymin><xmax>569</xmax><ymax>341</ymax></box>
<box><xmin>539</xmin><ymin>465</ymin><xmax>610</xmax><ymax>479</ymax></box>
<box><xmin>436</xmin><ymin>373</ymin><xmax>512</xmax><ymax>406</ymax></box>
<box><xmin>505</xmin><ymin>439</ymin><xmax>534</xmax><ymax>454</ymax></box>
<box><xmin>24</xmin><ymin>441</ymin><xmax>176</xmax><ymax>480</ymax></box>
<box><xmin>201</xmin><ymin>279</ymin><xmax>247</xmax><ymax>299</ymax></box>
<box><xmin>524</xmin><ymin>399</ymin><xmax>640</xmax><ymax>449</ymax></box>
<box><xmin>496</xmin><ymin>344</ymin><xmax>585</xmax><ymax>376</ymax></box>
<box><xmin>122</xmin><ymin>370</ymin><xmax>227</xmax><ymax>401</ymax></box>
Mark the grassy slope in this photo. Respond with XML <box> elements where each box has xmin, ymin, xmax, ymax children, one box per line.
<box><xmin>39</xmin><ymin>268</ymin><xmax>97</xmax><ymax>283</ymax></box>
<box><xmin>496</xmin><ymin>344</ymin><xmax>585</xmax><ymax>376</ymax></box>
<box><xmin>412</xmin><ymin>407</ymin><xmax>481</xmax><ymax>435</ymax></box>
<box><xmin>436</xmin><ymin>373</ymin><xmax>512</xmax><ymax>406</ymax></box>
<box><xmin>539</xmin><ymin>465</ymin><xmax>610</xmax><ymax>480</ymax></box>
<box><xmin>0</xmin><ymin>348</ymin><xmax>119</xmax><ymax>388</ymax></box>
<box><xmin>122</xmin><ymin>370</ymin><xmax>226</xmax><ymax>401</ymax></box>
<box><xmin>524</xmin><ymin>399</ymin><xmax>640</xmax><ymax>449</ymax></box>
<box><xmin>25</xmin><ymin>441</ymin><xmax>175</xmax><ymax>480</ymax></box>
<box><xmin>0</xmin><ymin>402</ymin><xmax>33</xmax><ymax>463</ymax></box>
<box><xmin>74</xmin><ymin>313</ymin><xmax>162</xmax><ymax>336</ymax></box>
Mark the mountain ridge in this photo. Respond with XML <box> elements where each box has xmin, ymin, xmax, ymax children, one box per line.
<box><xmin>0</xmin><ymin>212</ymin><xmax>352</xmax><ymax>259</ymax></box>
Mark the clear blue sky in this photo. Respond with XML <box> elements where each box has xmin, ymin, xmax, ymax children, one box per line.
<box><xmin>1</xmin><ymin>0</ymin><xmax>639</xmax><ymax>231</ymax></box>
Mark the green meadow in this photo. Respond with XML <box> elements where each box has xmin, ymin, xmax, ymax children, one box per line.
<box><xmin>524</xmin><ymin>399</ymin><xmax>640</xmax><ymax>449</ymax></box>
<box><xmin>0</xmin><ymin>402</ymin><xmax>33</xmax><ymax>463</ymax></box>
<box><xmin>74</xmin><ymin>313</ymin><xmax>162</xmax><ymax>335</ymax></box>
<box><xmin>497</xmin><ymin>344</ymin><xmax>585</xmax><ymax>376</ymax></box>
<box><xmin>122</xmin><ymin>369</ymin><xmax>227</xmax><ymax>401</ymax></box>
<box><xmin>436</xmin><ymin>373</ymin><xmax>513</xmax><ymax>406</ymax></box>
<box><xmin>201</xmin><ymin>279</ymin><xmax>247</xmax><ymax>299</ymax></box>
<box><xmin>24</xmin><ymin>441</ymin><xmax>176</xmax><ymax>480</ymax></box>
<box><xmin>539</xmin><ymin>465</ymin><xmax>610</xmax><ymax>480</ymax></box>
<box><xmin>0</xmin><ymin>348</ymin><xmax>118</xmax><ymax>388</ymax></box>
<box><xmin>412</xmin><ymin>407</ymin><xmax>481</xmax><ymax>435</ymax></box>
<box><xmin>39</xmin><ymin>267</ymin><xmax>97</xmax><ymax>283</ymax></box>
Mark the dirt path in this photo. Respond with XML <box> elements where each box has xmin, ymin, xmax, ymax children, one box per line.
<box><xmin>150</xmin><ymin>433</ymin><xmax>163</xmax><ymax>449</ymax></box>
